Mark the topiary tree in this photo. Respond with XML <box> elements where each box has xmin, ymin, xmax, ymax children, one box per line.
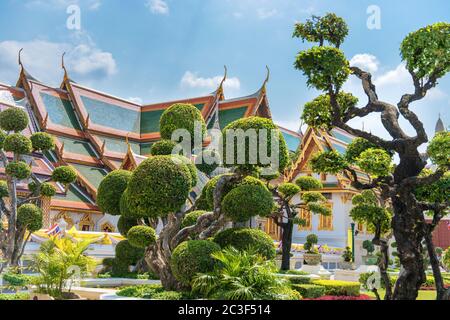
<box><xmin>150</xmin><ymin>139</ymin><xmax>178</xmax><ymax>156</ymax></box>
<box><xmin>96</xmin><ymin>104</ymin><xmax>285</xmax><ymax>290</ymax></box>
<box><xmin>267</xmin><ymin>175</ymin><xmax>330</xmax><ymax>270</ymax></box>
<box><xmin>96</xmin><ymin>170</ymin><xmax>132</xmax><ymax>216</ymax></box>
<box><xmin>293</xmin><ymin>14</ymin><xmax>449</xmax><ymax>300</ymax></box>
<box><xmin>213</xmin><ymin>227</ymin><xmax>276</xmax><ymax>260</ymax></box>
<box><xmin>170</xmin><ymin>240</ymin><xmax>220</xmax><ymax>287</ymax></box>
<box><xmin>0</xmin><ymin>107</ymin><xmax>77</xmax><ymax>271</ymax></box>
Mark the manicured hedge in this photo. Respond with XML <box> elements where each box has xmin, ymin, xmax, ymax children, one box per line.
<box><xmin>97</xmin><ymin>170</ymin><xmax>132</xmax><ymax>216</ymax></box>
<box><xmin>181</xmin><ymin>210</ymin><xmax>206</xmax><ymax>229</ymax></box>
<box><xmin>292</xmin><ymin>284</ymin><xmax>326</xmax><ymax>299</ymax></box>
<box><xmin>115</xmin><ymin>240</ymin><xmax>144</xmax><ymax>265</ymax></box>
<box><xmin>213</xmin><ymin>227</ymin><xmax>276</xmax><ymax>260</ymax></box>
<box><xmin>127</xmin><ymin>225</ymin><xmax>156</xmax><ymax>248</ymax></box>
<box><xmin>312</xmin><ymin>280</ymin><xmax>360</xmax><ymax>296</ymax></box>
<box><xmin>0</xmin><ymin>107</ymin><xmax>29</xmax><ymax>132</ymax></box>
<box><xmin>3</xmin><ymin>133</ymin><xmax>32</xmax><ymax>154</ymax></box>
<box><xmin>170</xmin><ymin>240</ymin><xmax>220</xmax><ymax>286</ymax></box>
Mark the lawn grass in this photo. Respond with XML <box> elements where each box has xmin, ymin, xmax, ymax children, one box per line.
<box><xmin>365</xmin><ymin>290</ymin><xmax>437</xmax><ymax>300</ymax></box>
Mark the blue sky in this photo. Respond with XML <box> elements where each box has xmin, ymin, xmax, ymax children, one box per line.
<box><xmin>0</xmin><ymin>0</ymin><xmax>448</xmax><ymax>142</ymax></box>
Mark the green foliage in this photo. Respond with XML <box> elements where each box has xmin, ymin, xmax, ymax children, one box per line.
<box><xmin>295</xmin><ymin>176</ymin><xmax>323</xmax><ymax>191</ymax></box>
<box><xmin>3</xmin><ymin>133</ymin><xmax>32</xmax><ymax>154</ymax></box>
<box><xmin>117</xmin><ymin>284</ymin><xmax>186</xmax><ymax>300</ymax></box>
<box><xmin>213</xmin><ymin>227</ymin><xmax>276</xmax><ymax>260</ymax></box>
<box><xmin>310</xmin><ymin>150</ymin><xmax>348</xmax><ymax>174</ymax></box>
<box><xmin>222</xmin><ymin>184</ymin><xmax>274</xmax><ymax>222</ymax></box>
<box><xmin>301</xmin><ymin>92</ymin><xmax>358</xmax><ymax>129</ymax></box>
<box><xmin>3</xmin><ymin>272</ymin><xmax>32</xmax><ymax>287</ymax></box>
<box><xmin>51</xmin><ymin>166</ymin><xmax>77</xmax><ymax>185</ymax></box>
<box><xmin>192</xmin><ymin>247</ymin><xmax>293</xmax><ymax>300</ymax></box>
<box><xmin>0</xmin><ymin>107</ymin><xmax>29</xmax><ymax>132</ymax></box>
<box><xmin>292</xmin><ymin>284</ymin><xmax>326</xmax><ymax>299</ymax></box>
<box><xmin>312</xmin><ymin>279</ymin><xmax>360</xmax><ymax>296</ymax></box>
<box><xmin>307</xmin><ymin>202</ymin><xmax>331</xmax><ymax>216</ymax></box>
<box><xmin>0</xmin><ymin>130</ymin><xmax>6</xmax><ymax>149</ymax></box>
<box><xmin>181</xmin><ymin>210</ymin><xmax>206</xmax><ymax>229</ymax></box>
<box><xmin>150</xmin><ymin>139</ymin><xmax>177</xmax><ymax>156</ymax></box>
<box><xmin>277</xmin><ymin>183</ymin><xmax>300</xmax><ymax>199</ymax></box>
<box><xmin>0</xmin><ymin>293</ymin><xmax>30</xmax><ymax>300</ymax></box>
<box><xmin>172</xmin><ymin>154</ymin><xmax>198</xmax><ymax>188</ymax></box>
<box><xmin>40</xmin><ymin>183</ymin><xmax>57</xmax><ymax>197</ymax></box>
<box><xmin>195</xmin><ymin>149</ymin><xmax>220</xmax><ymax>176</ymax></box>
<box><xmin>345</xmin><ymin>138</ymin><xmax>378</xmax><ymax>164</ymax></box>
<box><xmin>115</xmin><ymin>240</ymin><xmax>144</xmax><ymax>265</ymax></box>
<box><xmin>6</xmin><ymin>161</ymin><xmax>31</xmax><ymax>180</ymax></box>
<box><xmin>0</xmin><ymin>180</ymin><xmax>9</xmax><ymax>198</ymax></box>
<box><xmin>194</xmin><ymin>190</ymin><xmax>211</xmax><ymax>211</ymax></box>
<box><xmin>97</xmin><ymin>170</ymin><xmax>132</xmax><ymax>216</ymax></box>
<box><xmin>32</xmin><ymin>238</ymin><xmax>96</xmax><ymax>299</ymax></box>
<box><xmin>152</xmin><ymin>291</ymin><xmax>184</xmax><ymax>300</ymax></box>
<box><xmin>221</xmin><ymin>116</ymin><xmax>289</xmax><ymax>174</ymax></box>
<box><xmin>119</xmin><ymin>189</ymin><xmax>138</xmax><ymax>219</ymax></box>
<box><xmin>127</xmin><ymin>226</ymin><xmax>156</xmax><ymax>248</ymax></box>
<box><xmin>170</xmin><ymin>240</ymin><xmax>221</xmax><ymax>286</ymax></box>
<box><xmin>350</xmin><ymin>190</ymin><xmax>392</xmax><ymax>235</ymax></box>
<box><xmin>357</xmin><ymin>148</ymin><xmax>392</xmax><ymax>177</ymax></box>
<box><xmin>427</xmin><ymin>131</ymin><xmax>450</xmax><ymax>167</ymax></box>
<box><xmin>443</xmin><ymin>249</ymin><xmax>450</xmax><ymax>270</ymax></box>
<box><xmin>342</xmin><ymin>247</ymin><xmax>353</xmax><ymax>262</ymax></box>
<box><xmin>127</xmin><ymin>156</ymin><xmax>192</xmax><ymax>219</ymax></box>
<box><xmin>400</xmin><ymin>22</ymin><xmax>450</xmax><ymax>80</ymax></box>
<box><xmin>17</xmin><ymin>204</ymin><xmax>42</xmax><ymax>232</ymax></box>
<box><xmin>293</xmin><ymin>13</ymin><xmax>349</xmax><ymax>48</ymax></box>
<box><xmin>30</xmin><ymin>132</ymin><xmax>55</xmax><ymax>151</ymax></box>
<box><xmin>304</xmin><ymin>234</ymin><xmax>318</xmax><ymax>253</ymax></box>
<box><xmin>159</xmin><ymin>103</ymin><xmax>206</xmax><ymax>146</ymax></box>
<box><xmin>295</xmin><ymin>46</ymin><xmax>350</xmax><ymax>91</ymax></box>
<box><xmin>363</xmin><ymin>240</ymin><xmax>375</xmax><ymax>255</ymax></box>
<box><xmin>301</xmin><ymin>192</ymin><xmax>326</xmax><ymax>203</ymax></box>
<box><xmin>117</xmin><ymin>216</ymin><xmax>138</xmax><ymax>237</ymax></box>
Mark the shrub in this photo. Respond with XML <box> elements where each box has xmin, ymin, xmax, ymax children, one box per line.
<box><xmin>39</xmin><ymin>182</ymin><xmax>57</xmax><ymax>197</ymax></box>
<box><xmin>345</xmin><ymin>138</ymin><xmax>378</xmax><ymax>163</ymax></box>
<box><xmin>6</xmin><ymin>161</ymin><xmax>31</xmax><ymax>180</ymax></box>
<box><xmin>111</xmin><ymin>259</ymin><xmax>130</xmax><ymax>277</ymax></box>
<box><xmin>195</xmin><ymin>149</ymin><xmax>220</xmax><ymax>176</ymax></box>
<box><xmin>0</xmin><ymin>293</ymin><xmax>30</xmax><ymax>300</ymax></box>
<box><xmin>52</xmin><ymin>166</ymin><xmax>77</xmax><ymax>184</ymax></box>
<box><xmin>444</xmin><ymin>249</ymin><xmax>450</xmax><ymax>270</ymax></box>
<box><xmin>0</xmin><ymin>107</ymin><xmax>29</xmax><ymax>132</ymax></box>
<box><xmin>181</xmin><ymin>210</ymin><xmax>206</xmax><ymax>229</ymax></box>
<box><xmin>305</xmin><ymin>294</ymin><xmax>372</xmax><ymax>300</ymax></box>
<box><xmin>17</xmin><ymin>204</ymin><xmax>43</xmax><ymax>232</ymax></box>
<box><xmin>279</xmin><ymin>275</ymin><xmax>312</xmax><ymax>285</ymax></box>
<box><xmin>119</xmin><ymin>190</ymin><xmax>139</xmax><ymax>219</ymax></box>
<box><xmin>204</xmin><ymin>173</ymin><xmax>235</xmax><ymax>208</ymax></box>
<box><xmin>357</xmin><ymin>148</ymin><xmax>392</xmax><ymax>177</ymax></box>
<box><xmin>150</xmin><ymin>139</ymin><xmax>178</xmax><ymax>156</ymax></box>
<box><xmin>152</xmin><ymin>291</ymin><xmax>183</xmax><ymax>300</ymax></box>
<box><xmin>127</xmin><ymin>156</ymin><xmax>192</xmax><ymax>219</ymax></box>
<box><xmin>222</xmin><ymin>184</ymin><xmax>274</xmax><ymax>222</ymax></box>
<box><xmin>292</xmin><ymin>284</ymin><xmax>326</xmax><ymax>299</ymax></box>
<box><xmin>3</xmin><ymin>273</ymin><xmax>32</xmax><ymax>287</ymax></box>
<box><xmin>97</xmin><ymin>170</ymin><xmax>132</xmax><ymax>216</ymax></box>
<box><xmin>0</xmin><ymin>181</ymin><xmax>8</xmax><ymax>198</ymax></box>
<box><xmin>0</xmin><ymin>130</ymin><xmax>6</xmax><ymax>149</ymax></box>
<box><xmin>170</xmin><ymin>240</ymin><xmax>221</xmax><ymax>286</ymax></box>
<box><xmin>115</xmin><ymin>240</ymin><xmax>144</xmax><ymax>265</ymax></box>
<box><xmin>312</xmin><ymin>280</ymin><xmax>360</xmax><ymax>296</ymax></box>
<box><xmin>117</xmin><ymin>216</ymin><xmax>139</xmax><ymax>237</ymax></box>
<box><xmin>278</xmin><ymin>183</ymin><xmax>300</xmax><ymax>199</ymax></box>
<box><xmin>127</xmin><ymin>226</ymin><xmax>156</xmax><ymax>248</ymax></box>
<box><xmin>295</xmin><ymin>176</ymin><xmax>323</xmax><ymax>190</ymax></box>
<box><xmin>363</xmin><ymin>240</ymin><xmax>375</xmax><ymax>255</ymax></box>
<box><xmin>172</xmin><ymin>154</ymin><xmax>198</xmax><ymax>188</ymax></box>
<box><xmin>221</xmin><ymin>116</ymin><xmax>289</xmax><ymax>173</ymax></box>
<box><xmin>30</xmin><ymin>132</ymin><xmax>55</xmax><ymax>151</ymax></box>
<box><xmin>304</xmin><ymin>234</ymin><xmax>319</xmax><ymax>253</ymax></box>
<box><xmin>117</xmin><ymin>284</ymin><xmax>163</xmax><ymax>298</ymax></box>
<box><xmin>3</xmin><ymin>133</ymin><xmax>32</xmax><ymax>154</ymax></box>
<box><xmin>428</xmin><ymin>131</ymin><xmax>450</xmax><ymax>167</ymax></box>
<box><xmin>159</xmin><ymin>103</ymin><xmax>206</xmax><ymax>146</ymax></box>
<box><xmin>102</xmin><ymin>257</ymin><xmax>115</xmax><ymax>267</ymax></box>
<box><xmin>213</xmin><ymin>227</ymin><xmax>276</xmax><ymax>260</ymax></box>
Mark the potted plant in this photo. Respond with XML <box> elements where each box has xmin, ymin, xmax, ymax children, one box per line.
<box><xmin>362</xmin><ymin>240</ymin><xmax>377</xmax><ymax>265</ymax></box>
<box><xmin>30</xmin><ymin>237</ymin><xmax>96</xmax><ymax>300</ymax></box>
<box><xmin>340</xmin><ymin>247</ymin><xmax>355</xmax><ymax>270</ymax></box>
<box><xmin>303</xmin><ymin>234</ymin><xmax>321</xmax><ymax>266</ymax></box>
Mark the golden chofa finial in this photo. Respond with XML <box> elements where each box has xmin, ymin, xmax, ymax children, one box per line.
<box><xmin>219</xmin><ymin>65</ymin><xmax>228</xmax><ymax>88</ymax></box>
<box><xmin>262</xmin><ymin>65</ymin><xmax>270</xmax><ymax>89</ymax></box>
<box><xmin>18</xmin><ymin>48</ymin><xmax>24</xmax><ymax>68</ymax></box>
<box><xmin>62</xmin><ymin>52</ymin><xmax>69</xmax><ymax>80</ymax></box>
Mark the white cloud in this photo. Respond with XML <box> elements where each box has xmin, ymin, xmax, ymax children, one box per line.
<box><xmin>145</xmin><ymin>0</ymin><xmax>169</xmax><ymax>15</ymax></box>
<box><xmin>257</xmin><ymin>8</ymin><xmax>277</xmax><ymax>19</ymax></box>
<box><xmin>0</xmin><ymin>39</ymin><xmax>117</xmax><ymax>86</ymax></box>
<box><xmin>349</xmin><ymin>54</ymin><xmax>380</xmax><ymax>73</ymax></box>
<box><xmin>128</xmin><ymin>97</ymin><xmax>143</xmax><ymax>105</ymax></box>
<box><xmin>181</xmin><ymin>71</ymin><xmax>241</xmax><ymax>91</ymax></box>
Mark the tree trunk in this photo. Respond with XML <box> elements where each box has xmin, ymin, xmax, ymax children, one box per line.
<box><xmin>424</xmin><ymin>227</ymin><xmax>449</xmax><ymax>300</ymax></box>
<box><xmin>391</xmin><ymin>196</ymin><xmax>426</xmax><ymax>300</ymax></box>
<box><xmin>280</xmin><ymin>221</ymin><xmax>293</xmax><ymax>271</ymax></box>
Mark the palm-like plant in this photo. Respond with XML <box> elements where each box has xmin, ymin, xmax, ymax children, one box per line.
<box><xmin>32</xmin><ymin>237</ymin><xmax>97</xmax><ymax>299</ymax></box>
<box><xmin>192</xmin><ymin>247</ymin><xmax>291</xmax><ymax>300</ymax></box>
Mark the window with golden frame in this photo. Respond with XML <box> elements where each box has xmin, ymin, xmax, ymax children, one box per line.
<box><xmin>298</xmin><ymin>208</ymin><xmax>312</xmax><ymax>231</ymax></box>
<box><xmin>318</xmin><ymin>203</ymin><xmax>333</xmax><ymax>231</ymax></box>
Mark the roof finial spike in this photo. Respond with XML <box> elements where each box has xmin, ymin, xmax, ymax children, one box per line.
<box><xmin>62</xmin><ymin>52</ymin><xmax>69</xmax><ymax>80</ymax></box>
<box><xmin>126</xmin><ymin>134</ymin><xmax>132</xmax><ymax>153</ymax></box>
<box><xmin>217</xmin><ymin>65</ymin><xmax>228</xmax><ymax>98</ymax></box>
<box><xmin>18</xmin><ymin>48</ymin><xmax>24</xmax><ymax>69</ymax></box>
<box><xmin>261</xmin><ymin>65</ymin><xmax>270</xmax><ymax>93</ymax></box>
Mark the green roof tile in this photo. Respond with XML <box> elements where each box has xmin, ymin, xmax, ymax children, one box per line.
<box><xmin>140</xmin><ymin>143</ymin><xmax>153</xmax><ymax>155</ymax></box>
<box><xmin>72</xmin><ymin>163</ymin><xmax>108</xmax><ymax>189</ymax></box>
<box><xmin>57</xmin><ymin>136</ymin><xmax>97</xmax><ymax>157</ymax></box>
<box><xmin>95</xmin><ymin>135</ymin><xmax>140</xmax><ymax>154</ymax></box>
<box><xmin>218</xmin><ymin>106</ymin><xmax>248</xmax><ymax>129</ymax></box>
<box><xmin>81</xmin><ymin>95</ymin><xmax>141</xmax><ymax>133</ymax></box>
<box><xmin>282</xmin><ymin>132</ymin><xmax>302</xmax><ymax>152</ymax></box>
<box><xmin>40</xmin><ymin>93</ymin><xmax>82</xmax><ymax>130</ymax></box>
<box><xmin>140</xmin><ymin>109</ymin><xmax>165</xmax><ymax>134</ymax></box>
<box><xmin>54</xmin><ymin>185</ymin><xmax>93</xmax><ymax>204</ymax></box>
